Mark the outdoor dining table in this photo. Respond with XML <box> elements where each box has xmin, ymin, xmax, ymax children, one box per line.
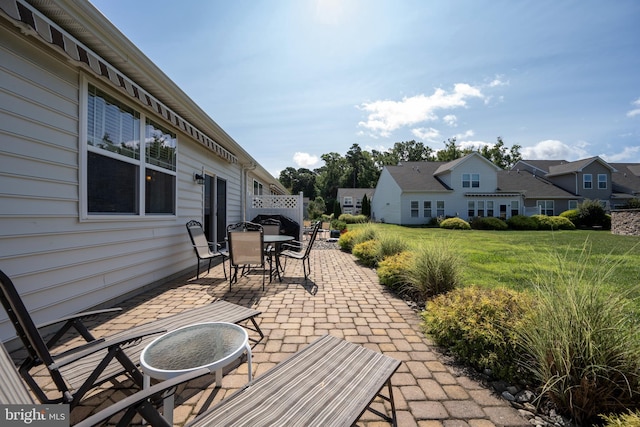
<box><xmin>263</xmin><ymin>234</ymin><xmax>295</xmax><ymax>282</ymax></box>
<box><xmin>139</xmin><ymin>322</ymin><xmax>251</xmax><ymax>424</ymax></box>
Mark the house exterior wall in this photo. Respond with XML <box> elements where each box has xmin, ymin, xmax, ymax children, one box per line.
<box><xmin>0</xmin><ymin>19</ymin><xmax>245</xmax><ymax>341</ymax></box>
<box><xmin>371</xmin><ymin>169</ymin><xmax>401</xmax><ymax>224</ymax></box>
<box><xmin>440</xmin><ymin>156</ymin><xmax>499</xmax><ymax>193</ymax></box>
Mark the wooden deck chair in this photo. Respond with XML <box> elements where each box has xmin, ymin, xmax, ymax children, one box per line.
<box><xmin>76</xmin><ymin>335</ymin><xmax>401</xmax><ymax>427</ymax></box>
<box><xmin>0</xmin><ymin>269</ymin><xmax>263</xmax><ymax>409</ymax></box>
<box><xmin>186</xmin><ymin>220</ymin><xmax>228</xmax><ymax>279</ymax></box>
<box><xmin>279</xmin><ymin>220</ymin><xmax>322</xmax><ymax>281</ymax></box>
<box><xmin>227</xmin><ymin>222</ymin><xmax>268</xmax><ymax>291</ymax></box>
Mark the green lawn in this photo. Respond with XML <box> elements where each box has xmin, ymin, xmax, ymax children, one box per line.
<box><xmin>352</xmin><ymin>224</ymin><xmax>640</xmax><ymax>297</ymax></box>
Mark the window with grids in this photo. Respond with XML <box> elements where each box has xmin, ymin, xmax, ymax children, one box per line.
<box><xmin>462</xmin><ymin>173</ymin><xmax>480</xmax><ymax>188</ymax></box>
<box><xmin>86</xmin><ymin>84</ymin><xmax>176</xmax><ymax>215</ymax></box>
<box><xmin>537</xmin><ymin>200</ymin><xmax>554</xmax><ymax>215</ymax></box>
<box><xmin>468</xmin><ymin>201</ymin><xmax>475</xmax><ymax>217</ymax></box>
<box><xmin>410</xmin><ymin>200</ymin><xmax>419</xmax><ymax>217</ymax></box>
<box><xmin>598</xmin><ymin>174</ymin><xmax>607</xmax><ymax>189</ymax></box>
<box><xmin>423</xmin><ymin>201</ymin><xmax>432</xmax><ymax>217</ymax></box>
<box><xmin>436</xmin><ymin>200</ymin><xmax>445</xmax><ymax>217</ymax></box>
<box><xmin>583</xmin><ymin>174</ymin><xmax>592</xmax><ymax>189</ymax></box>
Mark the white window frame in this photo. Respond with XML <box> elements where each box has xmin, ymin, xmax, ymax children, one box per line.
<box><xmin>462</xmin><ymin>173</ymin><xmax>480</xmax><ymax>188</ymax></box>
<box><xmin>423</xmin><ymin>201</ymin><xmax>432</xmax><ymax>218</ymax></box>
<box><xmin>344</xmin><ymin>196</ymin><xmax>353</xmax><ymax>206</ymax></box>
<box><xmin>583</xmin><ymin>174</ymin><xmax>592</xmax><ymax>189</ymax></box>
<box><xmin>468</xmin><ymin>201</ymin><xmax>475</xmax><ymax>218</ymax></box>
<box><xmin>598</xmin><ymin>174</ymin><xmax>607</xmax><ymax>189</ymax></box>
<box><xmin>253</xmin><ymin>180</ymin><xmax>263</xmax><ymax>195</ymax></box>
<box><xmin>537</xmin><ymin>200</ymin><xmax>554</xmax><ymax>216</ymax></box>
<box><xmin>410</xmin><ymin>200</ymin><xmax>419</xmax><ymax>217</ymax></box>
<box><xmin>568</xmin><ymin>200</ymin><xmax>579</xmax><ymax>210</ymax></box>
<box><xmin>436</xmin><ymin>200</ymin><xmax>445</xmax><ymax>217</ymax></box>
<box><xmin>80</xmin><ymin>77</ymin><xmax>177</xmax><ymax>221</ymax></box>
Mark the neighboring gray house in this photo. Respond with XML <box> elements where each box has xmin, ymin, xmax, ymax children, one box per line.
<box><xmin>371</xmin><ymin>153</ymin><xmax>523</xmax><ymax>225</ymax></box>
<box><xmin>336</xmin><ymin>188</ymin><xmax>374</xmax><ymax>215</ymax></box>
<box><xmin>512</xmin><ymin>157</ymin><xmax>640</xmax><ymax>213</ymax></box>
<box><xmin>0</xmin><ymin>0</ymin><xmax>288</xmax><ymax>342</ymax></box>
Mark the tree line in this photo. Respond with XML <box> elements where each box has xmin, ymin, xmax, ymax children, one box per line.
<box><xmin>278</xmin><ymin>137</ymin><xmax>522</xmax><ymax>214</ymax></box>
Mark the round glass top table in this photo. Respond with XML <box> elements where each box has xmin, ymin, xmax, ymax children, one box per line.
<box><xmin>140</xmin><ymin>322</ymin><xmax>251</xmax><ymax>424</ymax></box>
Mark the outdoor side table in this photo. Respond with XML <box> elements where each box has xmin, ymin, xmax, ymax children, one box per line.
<box><xmin>140</xmin><ymin>322</ymin><xmax>252</xmax><ymax>424</ymax></box>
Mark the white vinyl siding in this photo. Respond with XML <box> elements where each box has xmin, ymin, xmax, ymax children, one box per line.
<box><xmin>0</xmin><ymin>25</ymin><xmax>243</xmax><ymax>342</ymax></box>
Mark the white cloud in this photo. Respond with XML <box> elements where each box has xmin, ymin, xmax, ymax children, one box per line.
<box><xmin>520</xmin><ymin>140</ymin><xmax>590</xmax><ymax>160</ymax></box>
<box><xmin>459</xmin><ymin>140</ymin><xmax>491</xmax><ymax>151</ymax></box>
<box><xmin>627</xmin><ymin>97</ymin><xmax>640</xmax><ymax>117</ymax></box>
<box><xmin>454</xmin><ymin>129</ymin><xmax>475</xmax><ymax>140</ymax></box>
<box><xmin>488</xmin><ymin>76</ymin><xmax>509</xmax><ymax>87</ymax></box>
<box><xmin>357</xmin><ymin>83</ymin><xmax>484</xmax><ymax>137</ymax></box>
<box><xmin>293</xmin><ymin>152</ymin><xmax>320</xmax><ymax>168</ymax></box>
<box><xmin>601</xmin><ymin>146</ymin><xmax>640</xmax><ymax>162</ymax></box>
<box><xmin>443</xmin><ymin>114</ymin><xmax>457</xmax><ymax>127</ymax></box>
<box><xmin>412</xmin><ymin>127</ymin><xmax>440</xmax><ymax>141</ymax></box>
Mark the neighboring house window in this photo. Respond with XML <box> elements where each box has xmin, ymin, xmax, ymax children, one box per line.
<box><xmin>477</xmin><ymin>201</ymin><xmax>485</xmax><ymax>217</ymax></box>
<box><xmin>436</xmin><ymin>200</ymin><xmax>445</xmax><ymax>217</ymax></box>
<box><xmin>86</xmin><ymin>84</ymin><xmax>176</xmax><ymax>215</ymax></box>
<box><xmin>598</xmin><ymin>174</ymin><xmax>607</xmax><ymax>189</ymax></box>
<box><xmin>468</xmin><ymin>201</ymin><xmax>475</xmax><ymax>218</ymax></box>
<box><xmin>344</xmin><ymin>209</ymin><xmax>353</xmax><ymax>214</ymax></box>
<box><xmin>462</xmin><ymin>173</ymin><xmax>480</xmax><ymax>188</ymax></box>
<box><xmin>423</xmin><ymin>201</ymin><xmax>432</xmax><ymax>218</ymax></box>
<box><xmin>537</xmin><ymin>200</ymin><xmax>554</xmax><ymax>216</ymax></box>
<box><xmin>510</xmin><ymin>200</ymin><xmax>519</xmax><ymax>217</ymax></box>
<box><xmin>410</xmin><ymin>201</ymin><xmax>419</xmax><ymax>217</ymax></box>
<box><xmin>583</xmin><ymin>174</ymin><xmax>592</xmax><ymax>189</ymax></box>
<box><xmin>344</xmin><ymin>196</ymin><xmax>353</xmax><ymax>206</ymax></box>
<box><xmin>356</xmin><ymin>198</ymin><xmax>361</xmax><ymax>206</ymax></box>
<box><xmin>486</xmin><ymin>201</ymin><xmax>494</xmax><ymax>217</ymax></box>
<box><xmin>253</xmin><ymin>180</ymin><xmax>263</xmax><ymax>195</ymax></box>
<box><xmin>568</xmin><ymin>200</ymin><xmax>578</xmax><ymax>210</ymax></box>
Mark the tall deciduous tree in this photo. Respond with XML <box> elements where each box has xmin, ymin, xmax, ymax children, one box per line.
<box><xmin>478</xmin><ymin>137</ymin><xmax>522</xmax><ymax>169</ymax></box>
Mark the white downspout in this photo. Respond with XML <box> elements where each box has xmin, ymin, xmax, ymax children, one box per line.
<box><xmin>241</xmin><ymin>162</ymin><xmax>256</xmax><ymax>221</ymax></box>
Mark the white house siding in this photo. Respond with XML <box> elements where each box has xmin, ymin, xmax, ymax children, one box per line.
<box><xmin>0</xmin><ymin>21</ymin><xmax>243</xmax><ymax>342</ymax></box>
<box><xmin>371</xmin><ymin>168</ymin><xmax>401</xmax><ymax>224</ymax></box>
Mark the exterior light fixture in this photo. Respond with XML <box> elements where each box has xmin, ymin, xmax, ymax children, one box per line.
<box><xmin>193</xmin><ymin>173</ymin><xmax>205</xmax><ymax>185</ymax></box>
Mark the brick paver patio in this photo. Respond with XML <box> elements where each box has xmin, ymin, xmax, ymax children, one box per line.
<box><xmin>26</xmin><ymin>244</ymin><xmax>530</xmax><ymax>426</ymax></box>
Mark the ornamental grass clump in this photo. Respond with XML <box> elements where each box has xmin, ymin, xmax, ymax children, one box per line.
<box><xmin>517</xmin><ymin>243</ymin><xmax>640</xmax><ymax>425</ymax></box>
<box><xmin>401</xmin><ymin>239</ymin><xmax>462</xmax><ymax>301</ymax></box>
<box><xmin>337</xmin><ymin>223</ymin><xmax>378</xmax><ymax>252</ymax></box>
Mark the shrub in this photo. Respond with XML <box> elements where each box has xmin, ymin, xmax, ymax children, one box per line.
<box><xmin>377</xmin><ymin>251</ymin><xmax>413</xmax><ymax>290</ymax></box>
<box><xmin>621</xmin><ymin>198</ymin><xmax>640</xmax><ymax>209</ymax></box>
<box><xmin>338</xmin><ymin>213</ymin><xmax>368</xmax><ymax>224</ymax></box>
<box><xmin>532</xmin><ymin>214</ymin><xmax>575</xmax><ymax>230</ymax></box>
<box><xmin>440</xmin><ymin>217</ymin><xmax>471</xmax><ymax>230</ymax></box>
<box><xmin>507</xmin><ymin>214</ymin><xmax>539</xmax><ymax>230</ymax></box>
<box><xmin>559</xmin><ymin>209</ymin><xmax>579</xmax><ymax>225</ymax></box>
<box><xmin>577</xmin><ymin>198</ymin><xmax>608</xmax><ymax>228</ymax></box>
<box><xmin>601</xmin><ymin>410</ymin><xmax>640</xmax><ymax>427</ymax></box>
<box><xmin>517</xmin><ymin>244</ymin><xmax>640</xmax><ymax>424</ymax></box>
<box><xmin>401</xmin><ymin>239</ymin><xmax>462</xmax><ymax>302</ymax></box>
<box><xmin>470</xmin><ymin>217</ymin><xmax>508</xmax><ymax>230</ymax></box>
<box><xmin>337</xmin><ymin>224</ymin><xmax>378</xmax><ymax>252</ymax></box>
<box><xmin>331</xmin><ymin>219</ymin><xmax>347</xmax><ymax>232</ymax></box>
<box><xmin>422</xmin><ymin>286</ymin><xmax>532</xmax><ymax>382</ymax></box>
<box><xmin>352</xmin><ymin>239</ymin><xmax>380</xmax><ymax>267</ymax></box>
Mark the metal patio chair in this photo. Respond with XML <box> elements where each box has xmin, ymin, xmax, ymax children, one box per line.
<box><xmin>227</xmin><ymin>221</ymin><xmax>268</xmax><ymax>291</ymax></box>
<box><xmin>279</xmin><ymin>220</ymin><xmax>322</xmax><ymax>281</ymax></box>
<box><xmin>186</xmin><ymin>220</ymin><xmax>228</xmax><ymax>279</ymax></box>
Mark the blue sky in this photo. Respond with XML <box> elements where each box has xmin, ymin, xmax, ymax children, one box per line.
<box><xmin>89</xmin><ymin>0</ymin><xmax>640</xmax><ymax>177</ymax></box>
